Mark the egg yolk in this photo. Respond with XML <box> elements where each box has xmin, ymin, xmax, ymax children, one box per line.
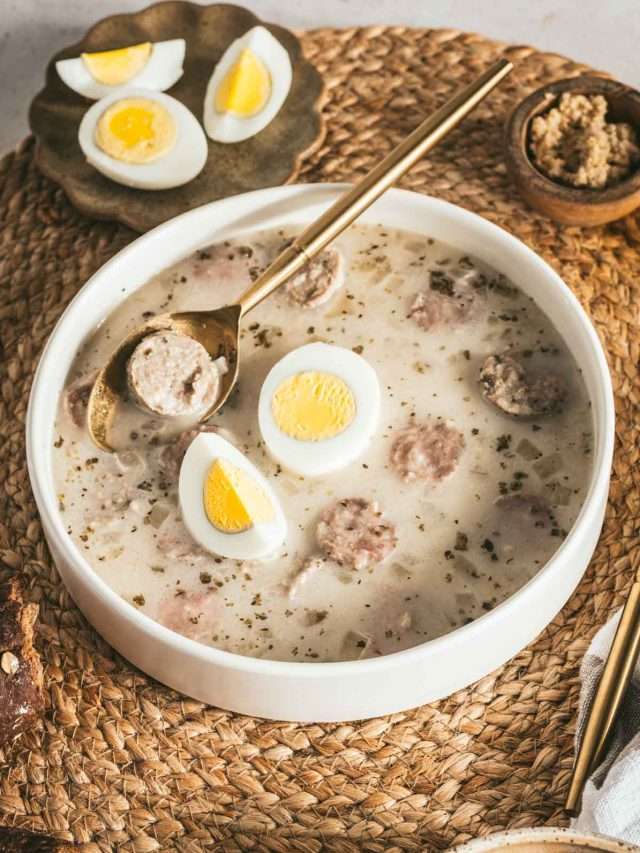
<box><xmin>215</xmin><ymin>48</ymin><xmax>271</xmax><ymax>117</ymax></box>
<box><xmin>95</xmin><ymin>97</ymin><xmax>177</xmax><ymax>164</ymax></box>
<box><xmin>81</xmin><ymin>42</ymin><xmax>152</xmax><ymax>86</ymax></box>
<box><xmin>204</xmin><ymin>458</ymin><xmax>274</xmax><ymax>534</ymax></box>
<box><xmin>272</xmin><ymin>371</ymin><xmax>356</xmax><ymax>441</ymax></box>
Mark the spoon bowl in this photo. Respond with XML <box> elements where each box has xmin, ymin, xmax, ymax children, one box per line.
<box><xmin>88</xmin><ymin>305</ymin><xmax>241</xmax><ymax>450</ymax></box>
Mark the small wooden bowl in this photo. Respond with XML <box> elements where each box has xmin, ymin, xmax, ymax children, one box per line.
<box><xmin>505</xmin><ymin>76</ymin><xmax>640</xmax><ymax>226</ymax></box>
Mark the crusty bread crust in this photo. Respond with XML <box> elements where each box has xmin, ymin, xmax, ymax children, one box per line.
<box><xmin>0</xmin><ymin>825</ymin><xmax>76</xmax><ymax>850</ymax></box>
<box><xmin>0</xmin><ymin>578</ymin><xmax>45</xmax><ymax>749</ymax></box>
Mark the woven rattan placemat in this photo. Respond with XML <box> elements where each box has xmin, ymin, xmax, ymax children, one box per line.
<box><xmin>1</xmin><ymin>25</ymin><xmax>639</xmax><ymax>853</ymax></box>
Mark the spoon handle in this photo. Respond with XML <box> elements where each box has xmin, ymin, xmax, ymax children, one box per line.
<box><xmin>237</xmin><ymin>57</ymin><xmax>513</xmax><ymax>316</ymax></box>
<box><xmin>565</xmin><ymin>578</ymin><xmax>640</xmax><ymax>814</ymax></box>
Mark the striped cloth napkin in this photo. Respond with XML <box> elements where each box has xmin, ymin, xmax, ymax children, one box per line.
<box><xmin>572</xmin><ymin>610</ymin><xmax>640</xmax><ymax>844</ymax></box>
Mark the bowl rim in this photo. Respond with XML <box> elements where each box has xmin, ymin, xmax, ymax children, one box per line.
<box><xmin>505</xmin><ymin>75</ymin><xmax>640</xmax><ymax>205</ymax></box>
<box><xmin>26</xmin><ymin>182</ymin><xmax>615</xmax><ymax>679</ymax></box>
<box><xmin>448</xmin><ymin>826</ymin><xmax>636</xmax><ymax>852</ymax></box>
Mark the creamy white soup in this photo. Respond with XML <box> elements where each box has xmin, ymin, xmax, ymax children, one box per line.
<box><xmin>53</xmin><ymin>224</ymin><xmax>593</xmax><ymax>662</ymax></box>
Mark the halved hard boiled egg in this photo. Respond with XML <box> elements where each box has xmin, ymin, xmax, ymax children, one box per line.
<box><xmin>179</xmin><ymin>432</ymin><xmax>286</xmax><ymax>560</ymax></box>
<box><xmin>78</xmin><ymin>89</ymin><xmax>207</xmax><ymax>189</ymax></box>
<box><xmin>258</xmin><ymin>343</ymin><xmax>381</xmax><ymax>477</ymax></box>
<box><xmin>203</xmin><ymin>26</ymin><xmax>292</xmax><ymax>143</ymax></box>
<box><xmin>56</xmin><ymin>40</ymin><xmax>186</xmax><ymax>100</ymax></box>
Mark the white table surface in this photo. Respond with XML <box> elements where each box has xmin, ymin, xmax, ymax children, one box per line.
<box><xmin>1</xmin><ymin>0</ymin><xmax>638</xmax><ymax>154</ymax></box>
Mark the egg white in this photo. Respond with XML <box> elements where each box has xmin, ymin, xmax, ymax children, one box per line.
<box><xmin>203</xmin><ymin>26</ymin><xmax>292</xmax><ymax>143</ymax></box>
<box><xmin>179</xmin><ymin>432</ymin><xmax>287</xmax><ymax>561</ymax></box>
<box><xmin>258</xmin><ymin>342</ymin><xmax>381</xmax><ymax>478</ymax></box>
<box><xmin>56</xmin><ymin>39</ymin><xmax>186</xmax><ymax>100</ymax></box>
<box><xmin>78</xmin><ymin>89</ymin><xmax>208</xmax><ymax>190</ymax></box>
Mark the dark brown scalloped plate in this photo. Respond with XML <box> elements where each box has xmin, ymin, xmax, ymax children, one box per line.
<box><xmin>29</xmin><ymin>1</ymin><xmax>326</xmax><ymax>232</ymax></box>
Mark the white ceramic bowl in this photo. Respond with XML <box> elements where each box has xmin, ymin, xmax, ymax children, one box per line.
<box><xmin>27</xmin><ymin>185</ymin><xmax>614</xmax><ymax>722</ymax></box>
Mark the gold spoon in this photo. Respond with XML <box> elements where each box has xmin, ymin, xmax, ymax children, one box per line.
<box><xmin>88</xmin><ymin>58</ymin><xmax>513</xmax><ymax>451</ymax></box>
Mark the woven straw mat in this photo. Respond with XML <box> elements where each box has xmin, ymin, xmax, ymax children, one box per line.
<box><xmin>1</xmin><ymin>25</ymin><xmax>639</xmax><ymax>853</ymax></box>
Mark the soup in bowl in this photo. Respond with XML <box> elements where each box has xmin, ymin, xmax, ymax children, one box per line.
<box><xmin>27</xmin><ymin>185</ymin><xmax>614</xmax><ymax>721</ymax></box>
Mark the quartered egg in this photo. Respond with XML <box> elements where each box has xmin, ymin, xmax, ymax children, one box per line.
<box><xmin>203</xmin><ymin>26</ymin><xmax>292</xmax><ymax>143</ymax></box>
<box><xmin>179</xmin><ymin>432</ymin><xmax>287</xmax><ymax>560</ymax></box>
<box><xmin>78</xmin><ymin>89</ymin><xmax>207</xmax><ymax>189</ymax></box>
<box><xmin>258</xmin><ymin>343</ymin><xmax>381</xmax><ymax>477</ymax></box>
<box><xmin>56</xmin><ymin>40</ymin><xmax>186</xmax><ymax>100</ymax></box>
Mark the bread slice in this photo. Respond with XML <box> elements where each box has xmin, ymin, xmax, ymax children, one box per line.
<box><xmin>0</xmin><ymin>826</ymin><xmax>76</xmax><ymax>850</ymax></box>
<box><xmin>0</xmin><ymin>578</ymin><xmax>45</xmax><ymax>749</ymax></box>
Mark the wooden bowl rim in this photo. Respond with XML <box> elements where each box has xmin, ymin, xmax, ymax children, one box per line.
<box><xmin>505</xmin><ymin>75</ymin><xmax>640</xmax><ymax>207</ymax></box>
